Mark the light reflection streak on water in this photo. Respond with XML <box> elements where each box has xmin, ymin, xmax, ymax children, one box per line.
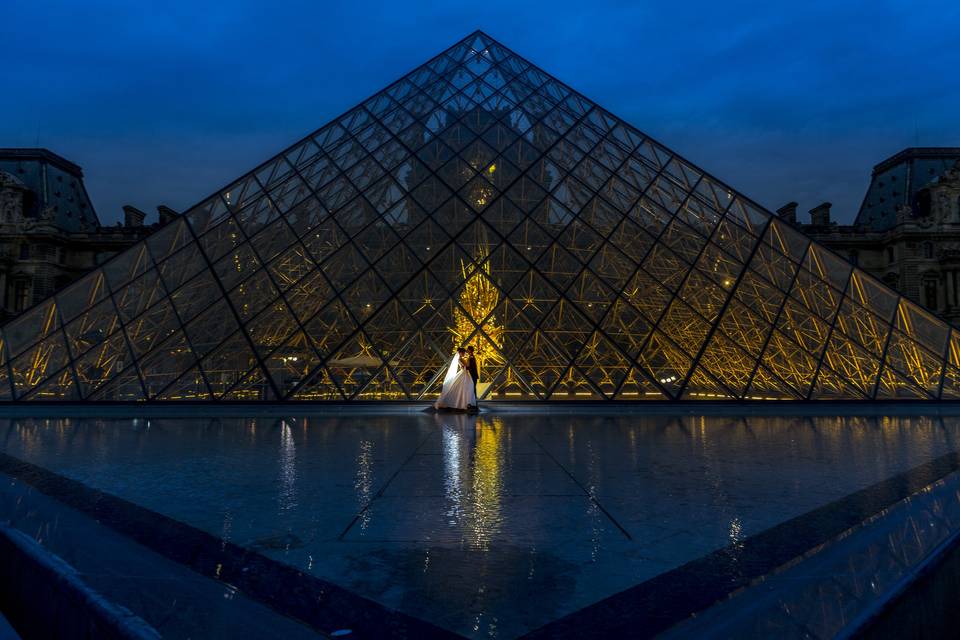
<box><xmin>278</xmin><ymin>420</ymin><xmax>297</xmax><ymax>515</ymax></box>
<box><xmin>355</xmin><ymin>440</ymin><xmax>373</xmax><ymax>530</ymax></box>
<box><xmin>729</xmin><ymin>517</ymin><xmax>743</xmax><ymax>549</ymax></box>
<box><xmin>469</xmin><ymin>416</ymin><xmax>503</xmax><ymax>550</ymax></box>
<box><xmin>442</xmin><ymin>422</ymin><xmax>463</xmax><ymax>525</ymax></box>
<box><xmin>585</xmin><ymin>438</ymin><xmax>602</xmax><ymax>562</ymax></box>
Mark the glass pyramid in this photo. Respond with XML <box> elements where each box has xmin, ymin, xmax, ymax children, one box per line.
<box><xmin>4</xmin><ymin>31</ymin><xmax>958</xmax><ymax>401</ymax></box>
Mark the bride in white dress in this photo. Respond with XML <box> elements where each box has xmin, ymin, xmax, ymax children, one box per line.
<box><xmin>434</xmin><ymin>348</ymin><xmax>477</xmax><ymax>411</ymax></box>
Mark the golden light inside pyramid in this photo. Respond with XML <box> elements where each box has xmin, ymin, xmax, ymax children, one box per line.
<box><xmin>2</xmin><ymin>31</ymin><xmax>959</xmax><ymax>402</ymax></box>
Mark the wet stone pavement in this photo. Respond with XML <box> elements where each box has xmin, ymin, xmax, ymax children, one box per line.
<box><xmin>1</xmin><ymin>411</ymin><xmax>959</xmax><ymax>638</ymax></box>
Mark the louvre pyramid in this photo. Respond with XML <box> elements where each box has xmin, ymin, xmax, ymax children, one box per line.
<box><xmin>4</xmin><ymin>31</ymin><xmax>960</xmax><ymax>401</ymax></box>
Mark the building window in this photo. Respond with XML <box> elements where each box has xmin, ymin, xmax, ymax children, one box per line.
<box><xmin>887</xmin><ymin>247</ymin><xmax>895</xmax><ymax>263</ymax></box>
<box><xmin>19</xmin><ymin>244</ymin><xmax>29</xmax><ymax>260</ymax></box>
<box><xmin>13</xmin><ymin>280</ymin><xmax>29</xmax><ymax>312</ymax></box>
<box><xmin>924</xmin><ymin>242</ymin><xmax>934</xmax><ymax>259</ymax></box>
<box><xmin>924</xmin><ymin>280</ymin><xmax>939</xmax><ymax>311</ymax></box>
<box><xmin>848</xmin><ymin>250</ymin><xmax>859</xmax><ymax>266</ymax></box>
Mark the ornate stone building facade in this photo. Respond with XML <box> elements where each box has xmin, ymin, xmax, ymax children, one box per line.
<box><xmin>0</xmin><ymin>149</ymin><xmax>167</xmax><ymax>321</ymax></box>
<box><xmin>784</xmin><ymin>147</ymin><xmax>960</xmax><ymax>324</ymax></box>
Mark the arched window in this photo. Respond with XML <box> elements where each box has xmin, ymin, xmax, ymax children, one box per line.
<box><xmin>12</xmin><ymin>278</ymin><xmax>30</xmax><ymax>312</ymax></box>
<box><xmin>923</xmin><ymin>242</ymin><xmax>934</xmax><ymax>259</ymax></box>
<box><xmin>887</xmin><ymin>247</ymin><xmax>895</xmax><ymax>263</ymax></box>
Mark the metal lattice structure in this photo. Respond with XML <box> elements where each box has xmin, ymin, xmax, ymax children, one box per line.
<box><xmin>3</xmin><ymin>31</ymin><xmax>960</xmax><ymax>401</ymax></box>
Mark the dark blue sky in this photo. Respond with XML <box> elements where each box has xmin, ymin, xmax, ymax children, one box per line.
<box><xmin>3</xmin><ymin>1</ymin><xmax>958</xmax><ymax>225</ymax></box>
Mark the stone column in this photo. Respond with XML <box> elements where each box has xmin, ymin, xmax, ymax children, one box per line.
<box><xmin>949</xmin><ymin>271</ymin><xmax>957</xmax><ymax>308</ymax></box>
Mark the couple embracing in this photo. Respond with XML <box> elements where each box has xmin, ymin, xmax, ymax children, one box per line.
<box><xmin>434</xmin><ymin>346</ymin><xmax>479</xmax><ymax>413</ymax></box>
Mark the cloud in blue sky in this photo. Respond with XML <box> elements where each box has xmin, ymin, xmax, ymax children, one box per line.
<box><xmin>2</xmin><ymin>0</ymin><xmax>958</xmax><ymax>224</ymax></box>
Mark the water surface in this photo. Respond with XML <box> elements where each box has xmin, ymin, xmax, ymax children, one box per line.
<box><xmin>1</xmin><ymin>412</ymin><xmax>957</xmax><ymax>637</ymax></box>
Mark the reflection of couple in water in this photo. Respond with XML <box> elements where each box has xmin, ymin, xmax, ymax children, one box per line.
<box><xmin>434</xmin><ymin>346</ymin><xmax>479</xmax><ymax>413</ymax></box>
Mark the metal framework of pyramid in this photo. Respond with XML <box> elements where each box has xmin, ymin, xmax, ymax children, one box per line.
<box><xmin>4</xmin><ymin>31</ymin><xmax>960</xmax><ymax>402</ymax></box>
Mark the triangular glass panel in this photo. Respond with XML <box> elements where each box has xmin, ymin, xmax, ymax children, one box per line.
<box><xmin>113</xmin><ymin>270</ymin><xmax>167</xmax><ymax>323</ymax></box>
<box><xmin>267</xmin><ymin>241</ymin><xmax>316</xmax><ymax>293</ymax></box>
<box><xmin>811</xmin><ymin>362</ymin><xmax>870</xmax><ymax>400</ymax></box>
<box><xmin>56</xmin><ymin>270</ymin><xmax>109</xmax><ymax>326</ymax></box>
<box><xmin>819</xmin><ymin>333</ymin><xmax>881</xmax><ymax>397</ymax></box>
<box><xmin>4</xmin><ymin>299</ymin><xmax>59</xmax><ymax>361</ymax></box>
<box><xmin>939</xmin><ymin>365</ymin><xmax>960</xmax><ymax>399</ymax></box>
<box><xmin>875</xmin><ymin>366</ymin><xmax>932</xmax><ymax>400</ymax></box>
<box><xmin>550</xmin><ymin>365</ymin><xmax>604</xmax><ymax>400</ymax></box>
<box><xmin>637</xmin><ymin>332</ymin><xmax>690</xmax><ymax>399</ymax></box>
<box><xmin>138</xmin><ymin>331</ymin><xmax>200</xmax><ymax>399</ymax></box>
<box><xmin>74</xmin><ymin>331</ymin><xmax>133</xmax><ymax>399</ymax></box>
<box><xmin>262</xmin><ymin>330</ymin><xmax>322</xmax><ymax>398</ymax></box>
<box><xmin>183</xmin><ymin>298</ymin><xmax>239</xmax><ymax>359</ymax></box>
<box><xmin>883</xmin><ymin>330</ymin><xmax>944</xmax><ymax>396</ymax></box>
<box><xmin>747</xmin><ymin>364</ymin><xmax>803</xmax><ymax>400</ymax></box>
<box><xmin>63</xmin><ymin>297</ymin><xmax>122</xmax><ymax>359</ymax></box>
<box><xmin>895</xmin><ymin>299</ymin><xmax>948</xmax><ymax>357</ymax></box>
<box><xmin>22</xmin><ymin>367</ymin><xmax>79</xmax><ymax>401</ymax></box>
<box><xmin>656</xmin><ymin>299</ymin><xmax>712</xmax><ymax>360</ymax></box>
<box><xmin>589</xmin><ymin>241</ymin><xmax>638</xmax><ymax>292</ymax></box>
<box><xmin>679</xmin><ymin>366</ymin><xmax>735</xmax><ymax>400</ymax></box>
<box><xmin>289</xmin><ymin>365</ymin><xmax>342</xmax><ymax>400</ymax></box>
<box><xmin>717</xmin><ymin>299</ymin><xmax>773</xmax><ymax>358</ymax></box>
<box><xmin>200</xmin><ymin>331</ymin><xmax>260</xmax><ymax>398</ymax></box>
<box><xmin>222</xmin><ymin>365</ymin><xmax>278</xmax><ymax>401</ymax></box>
<box><xmin>123</xmin><ymin>299</ymin><xmax>179</xmax><ymax>358</ymax></box>
<box><xmin>87</xmin><ymin>361</ymin><xmax>144</xmax><ymax>400</ymax></box>
<box><xmin>325</xmin><ymin>332</ymin><xmax>384</xmax><ymax>399</ymax></box>
<box><xmin>696</xmin><ymin>332</ymin><xmax>757</xmax><ymax>398</ymax></box>
<box><xmin>501</xmin><ymin>324</ymin><xmax>566</xmax><ymax>400</ymax></box>
<box><xmin>614</xmin><ymin>367</ymin><xmax>665</xmax><ymax>399</ymax></box>
<box><xmin>760</xmin><ymin>330</ymin><xmax>819</xmax><ymax>399</ymax></box>
<box><xmin>362</xmin><ymin>298</ymin><xmax>417</xmax><ymax>365</ymax></box>
<box><xmin>156</xmin><ymin>366</ymin><xmax>211</xmax><ymax>401</ymax></box>
<box><xmin>573</xmin><ymin>331</ymin><xmax>630</xmax><ymax>398</ymax></box>
<box><xmin>156</xmin><ymin>243</ymin><xmax>206</xmax><ymax>294</ymax></box>
<box><xmin>621</xmin><ymin>268</ymin><xmax>672</xmax><ymax>325</ymax></box>
<box><xmin>390</xmin><ymin>331</ymin><xmax>449</xmax><ymax>399</ymax></box>
<box><xmin>484</xmin><ymin>365</ymin><xmax>536</xmax><ymax>400</ymax></box>
<box><xmin>599</xmin><ymin>298</ymin><xmax>651</xmax><ymax>359</ymax></box>
<box><xmin>355</xmin><ymin>364</ymin><xmax>408</xmax><ymax>400</ymax></box>
<box><xmin>10</xmin><ymin>331</ymin><xmax>70</xmax><ymax>399</ymax></box>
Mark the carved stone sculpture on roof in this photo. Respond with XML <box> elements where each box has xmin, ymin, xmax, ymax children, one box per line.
<box><xmin>0</xmin><ymin>171</ymin><xmax>26</xmax><ymax>223</ymax></box>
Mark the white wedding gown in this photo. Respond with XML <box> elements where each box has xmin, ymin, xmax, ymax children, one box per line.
<box><xmin>434</xmin><ymin>355</ymin><xmax>477</xmax><ymax>411</ymax></box>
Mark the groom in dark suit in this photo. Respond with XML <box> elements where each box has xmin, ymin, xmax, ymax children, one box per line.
<box><xmin>466</xmin><ymin>346</ymin><xmax>479</xmax><ymax>411</ymax></box>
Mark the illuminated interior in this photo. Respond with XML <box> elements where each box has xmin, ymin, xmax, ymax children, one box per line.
<box><xmin>1</xmin><ymin>31</ymin><xmax>957</xmax><ymax>401</ymax></box>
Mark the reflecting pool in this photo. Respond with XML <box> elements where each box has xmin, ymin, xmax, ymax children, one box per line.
<box><xmin>1</xmin><ymin>411</ymin><xmax>959</xmax><ymax>638</ymax></box>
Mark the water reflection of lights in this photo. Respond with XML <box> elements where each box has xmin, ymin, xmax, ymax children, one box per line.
<box><xmin>469</xmin><ymin>416</ymin><xmax>503</xmax><ymax>549</ymax></box>
<box><xmin>355</xmin><ymin>440</ymin><xmax>374</xmax><ymax>530</ymax></box>
<box><xmin>278</xmin><ymin>420</ymin><xmax>297</xmax><ymax>514</ymax></box>
<box><xmin>585</xmin><ymin>440</ymin><xmax>602</xmax><ymax>562</ymax></box>
<box><xmin>435</xmin><ymin>413</ymin><xmax>505</xmax><ymax>549</ymax></box>
<box><xmin>442</xmin><ymin>423</ymin><xmax>463</xmax><ymax>524</ymax></box>
<box><xmin>729</xmin><ymin>517</ymin><xmax>744</xmax><ymax>548</ymax></box>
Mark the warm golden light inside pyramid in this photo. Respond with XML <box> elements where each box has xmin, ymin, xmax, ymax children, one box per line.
<box><xmin>451</xmin><ymin>250</ymin><xmax>504</xmax><ymax>371</ymax></box>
